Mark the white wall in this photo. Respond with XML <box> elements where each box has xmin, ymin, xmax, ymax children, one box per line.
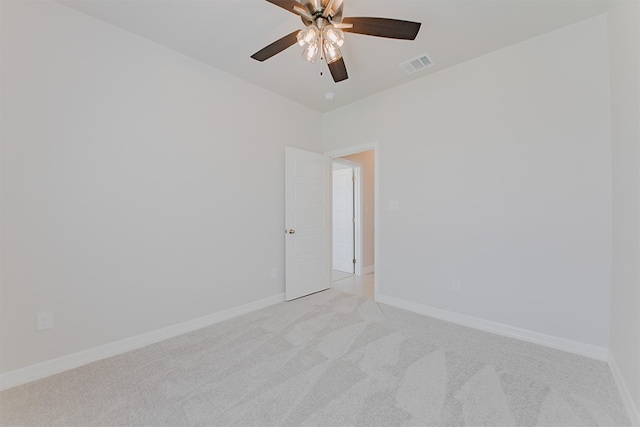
<box><xmin>340</xmin><ymin>151</ymin><xmax>375</xmax><ymax>270</ymax></box>
<box><xmin>0</xmin><ymin>0</ymin><xmax>322</xmax><ymax>374</ymax></box>
<box><xmin>608</xmin><ymin>0</ymin><xmax>640</xmax><ymax>419</ymax></box>
<box><xmin>1</xmin><ymin>0</ymin><xmax>630</xmax><ymax>399</ymax></box>
<box><xmin>324</xmin><ymin>16</ymin><xmax>612</xmax><ymax>349</ymax></box>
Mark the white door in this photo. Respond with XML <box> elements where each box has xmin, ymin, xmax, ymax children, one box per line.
<box><xmin>285</xmin><ymin>147</ymin><xmax>331</xmax><ymax>301</ymax></box>
<box><xmin>332</xmin><ymin>167</ymin><xmax>354</xmax><ymax>273</ymax></box>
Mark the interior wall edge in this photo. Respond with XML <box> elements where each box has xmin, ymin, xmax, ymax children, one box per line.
<box><xmin>0</xmin><ymin>293</ymin><xmax>285</xmax><ymax>391</ymax></box>
<box><xmin>609</xmin><ymin>352</ymin><xmax>640</xmax><ymax>427</ymax></box>
<box><xmin>362</xmin><ymin>265</ymin><xmax>375</xmax><ymax>275</ymax></box>
<box><xmin>376</xmin><ymin>294</ymin><xmax>610</xmax><ymax>361</ymax></box>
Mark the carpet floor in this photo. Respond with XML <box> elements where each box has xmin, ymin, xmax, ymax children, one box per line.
<box><xmin>0</xmin><ymin>289</ymin><xmax>630</xmax><ymax>426</ymax></box>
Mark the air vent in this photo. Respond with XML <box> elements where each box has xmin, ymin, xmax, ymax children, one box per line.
<box><xmin>400</xmin><ymin>54</ymin><xmax>434</xmax><ymax>74</ymax></box>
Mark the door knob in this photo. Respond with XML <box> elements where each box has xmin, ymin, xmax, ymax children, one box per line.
<box><xmin>287</xmin><ymin>229</ymin><xmax>296</xmax><ymax>234</ymax></box>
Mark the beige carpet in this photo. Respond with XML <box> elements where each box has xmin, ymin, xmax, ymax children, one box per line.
<box><xmin>0</xmin><ymin>289</ymin><xmax>630</xmax><ymax>426</ymax></box>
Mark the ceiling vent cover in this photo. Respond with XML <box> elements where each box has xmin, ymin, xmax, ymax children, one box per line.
<box><xmin>400</xmin><ymin>54</ymin><xmax>433</xmax><ymax>74</ymax></box>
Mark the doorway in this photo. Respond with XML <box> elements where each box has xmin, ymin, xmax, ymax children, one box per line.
<box><xmin>330</xmin><ymin>148</ymin><xmax>375</xmax><ymax>299</ymax></box>
<box><xmin>332</xmin><ymin>159</ymin><xmax>358</xmax><ymax>275</ymax></box>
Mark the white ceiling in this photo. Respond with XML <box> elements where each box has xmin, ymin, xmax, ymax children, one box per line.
<box><xmin>58</xmin><ymin>0</ymin><xmax>609</xmax><ymax>113</ymax></box>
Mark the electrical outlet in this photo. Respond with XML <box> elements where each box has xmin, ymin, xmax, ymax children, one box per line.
<box><xmin>270</xmin><ymin>267</ymin><xmax>277</xmax><ymax>278</ymax></box>
<box><xmin>37</xmin><ymin>312</ymin><xmax>53</xmax><ymax>331</ymax></box>
<box><xmin>451</xmin><ymin>279</ymin><xmax>461</xmax><ymax>291</ymax></box>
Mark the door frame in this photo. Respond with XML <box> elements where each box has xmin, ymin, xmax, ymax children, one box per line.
<box><xmin>326</xmin><ymin>142</ymin><xmax>379</xmax><ymax>300</ymax></box>
<box><xmin>332</xmin><ymin>158</ymin><xmax>362</xmax><ymax>276</ymax></box>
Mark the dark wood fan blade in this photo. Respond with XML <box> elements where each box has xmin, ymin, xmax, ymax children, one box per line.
<box><xmin>251</xmin><ymin>30</ymin><xmax>300</xmax><ymax>62</ymax></box>
<box><xmin>266</xmin><ymin>0</ymin><xmax>306</xmax><ymax>15</ymax></box>
<box><xmin>342</xmin><ymin>17</ymin><xmax>421</xmax><ymax>40</ymax></box>
<box><xmin>328</xmin><ymin>57</ymin><xmax>348</xmax><ymax>83</ymax></box>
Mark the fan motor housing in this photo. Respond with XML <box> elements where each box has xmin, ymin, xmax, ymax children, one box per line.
<box><xmin>299</xmin><ymin>0</ymin><xmax>343</xmax><ymax>25</ymax></box>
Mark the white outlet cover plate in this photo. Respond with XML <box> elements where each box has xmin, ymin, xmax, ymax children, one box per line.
<box><xmin>37</xmin><ymin>312</ymin><xmax>53</xmax><ymax>330</ymax></box>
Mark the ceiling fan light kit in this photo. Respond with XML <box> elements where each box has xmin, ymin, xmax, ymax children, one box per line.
<box><xmin>302</xmin><ymin>39</ymin><xmax>320</xmax><ymax>62</ymax></box>
<box><xmin>251</xmin><ymin>0</ymin><xmax>422</xmax><ymax>83</ymax></box>
<box><xmin>323</xmin><ymin>39</ymin><xmax>342</xmax><ymax>64</ymax></box>
<box><xmin>297</xmin><ymin>25</ymin><xmax>320</xmax><ymax>46</ymax></box>
<box><xmin>296</xmin><ymin>22</ymin><xmax>345</xmax><ymax>64</ymax></box>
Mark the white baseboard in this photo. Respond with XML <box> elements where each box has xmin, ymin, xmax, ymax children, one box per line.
<box><xmin>376</xmin><ymin>294</ymin><xmax>609</xmax><ymax>361</ymax></box>
<box><xmin>362</xmin><ymin>265</ymin><xmax>375</xmax><ymax>275</ymax></box>
<box><xmin>609</xmin><ymin>354</ymin><xmax>640</xmax><ymax>426</ymax></box>
<box><xmin>0</xmin><ymin>293</ymin><xmax>285</xmax><ymax>391</ymax></box>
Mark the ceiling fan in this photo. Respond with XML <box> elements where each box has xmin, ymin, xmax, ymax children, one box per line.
<box><xmin>251</xmin><ymin>0</ymin><xmax>421</xmax><ymax>83</ymax></box>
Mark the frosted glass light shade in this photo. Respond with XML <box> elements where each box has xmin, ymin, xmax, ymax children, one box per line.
<box><xmin>323</xmin><ymin>41</ymin><xmax>342</xmax><ymax>64</ymax></box>
<box><xmin>323</xmin><ymin>25</ymin><xmax>344</xmax><ymax>47</ymax></box>
<box><xmin>303</xmin><ymin>39</ymin><xmax>320</xmax><ymax>63</ymax></box>
<box><xmin>297</xmin><ymin>25</ymin><xmax>320</xmax><ymax>47</ymax></box>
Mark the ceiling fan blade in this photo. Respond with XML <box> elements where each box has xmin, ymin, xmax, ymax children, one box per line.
<box><xmin>266</xmin><ymin>0</ymin><xmax>315</xmax><ymax>21</ymax></box>
<box><xmin>265</xmin><ymin>0</ymin><xmax>306</xmax><ymax>16</ymax></box>
<box><xmin>328</xmin><ymin>57</ymin><xmax>348</xmax><ymax>83</ymax></box>
<box><xmin>341</xmin><ymin>17</ymin><xmax>421</xmax><ymax>40</ymax></box>
<box><xmin>251</xmin><ymin>30</ymin><xmax>300</xmax><ymax>62</ymax></box>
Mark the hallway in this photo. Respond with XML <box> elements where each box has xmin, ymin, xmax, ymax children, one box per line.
<box><xmin>331</xmin><ymin>272</ymin><xmax>374</xmax><ymax>299</ymax></box>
